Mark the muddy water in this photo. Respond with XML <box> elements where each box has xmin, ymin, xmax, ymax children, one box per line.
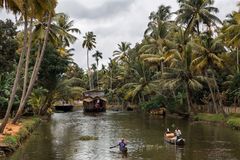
<box><xmin>7</xmin><ymin>111</ymin><xmax>240</xmax><ymax>160</ymax></box>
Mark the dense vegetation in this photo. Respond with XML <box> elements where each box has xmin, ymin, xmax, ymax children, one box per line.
<box><xmin>1</xmin><ymin>0</ymin><xmax>240</xmax><ymax>133</ymax></box>
<box><xmin>96</xmin><ymin>1</ymin><xmax>240</xmax><ymax>116</ymax></box>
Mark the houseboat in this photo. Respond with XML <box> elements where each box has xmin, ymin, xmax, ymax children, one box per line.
<box><xmin>82</xmin><ymin>90</ymin><xmax>107</xmax><ymax>112</ymax></box>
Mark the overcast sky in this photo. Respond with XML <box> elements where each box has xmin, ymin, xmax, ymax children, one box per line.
<box><xmin>1</xmin><ymin>0</ymin><xmax>239</xmax><ymax>69</ymax></box>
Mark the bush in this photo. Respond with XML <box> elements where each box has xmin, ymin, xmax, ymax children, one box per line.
<box><xmin>3</xmin><ymin>136</ymin><xmax>18</xmax><ymax>147</ymax></box>
<box><xmin>227</xmin><ymin>117</ymin><xmax>240</xmax><ymax>129</ymax></box>
<box><xmin>194</xmin><ymin>113</ymin><xmax>225</xmax><ymax>122</ymax></box>
<box><xmin>140</xmin><ymin>95</ymin><xmax>166</xmax><ymax>111</ymax></box>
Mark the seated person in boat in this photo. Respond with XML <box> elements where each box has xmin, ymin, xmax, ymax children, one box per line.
<box><xmin>118</xmin><ymin>138</ymin><xmax>127</xmax><ymax>152</ymax></box>
<box><xmin>165</xmin><ymin>128</ymin><xmax>170</xmax><ymax>134</ymax></box>
<box><xmin>175</xmin><ymin>128</ymin><xmax>182</xmax><ymax>139</ymax></box>
<box><xmin>165</xmin><ymin>128</ymin><xmax>175</xmax><ymax>138</ymax></box>
<box><xmin>95</xmin><ymin>99</ymin><xmax>100</xmax><ymax>109</ymax></box>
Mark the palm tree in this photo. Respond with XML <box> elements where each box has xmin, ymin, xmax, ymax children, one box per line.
<box><xmin>140</xmin><ymin>20</ymin><xmax>171</xmax><ymax>74</ymax></box>
<box><xmin>113</xmin><ymin>42</ymin><xmax>131</xmax><ymax>63</ymax></box>
<box><xmin>92</xmin><ymin>50</ymin><xmax>103</xmax><ymax>89</ymax></box>
<box><xmin>53</xmin><ymin>13</ymin><xmax>81</xmax><ymax>47</ymax></box>
<box><xmin>122</xmin><ymin>61</ymin><xmax>157</xmax><ymax>103</ymax></box>
<box><xmin>191</xmin><ymin>32</ymin><xmax>226</xmax><ymax>114</ymax></box>
<box><xmin>82</xmin><ymin>31</ymin><xmax>96</xmax><ymax>89</ymax></box>
<box><xmin>176</xmin><ymin>0</ymin><xmax>222</xmax><ymax>36</ymax></box>
<box><xmin>222</xmin><ymin>11</ymin><xmax>240</xmax><ymax>73</ymax></box>
<box><xmin>159</xmin><ymin>44</ymin><xmax>204</xmax><ymax>113</ymax></box>
<box><xmin>11</xmin><ymin>1</ymin><xmax>57</xmax><ymax>124</ymax></box>
<box><xmin>0</xmin><ymin>0</ymin><xmax>57</xmax><ymax>132</ymax></box>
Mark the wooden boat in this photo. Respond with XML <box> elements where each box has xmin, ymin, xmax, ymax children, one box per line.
<box><xmin>54</xmin><ymin>104</ymin><xmax>74</xmax><ymax>112</ymax></box>
<box><xmin>82</xmin><ymin>90</ymin><xmax>106</xmax><ymax>112</ymax></box>
<box><xmin>164</xmin><ymin>132</ymin><xmax>185</xmax><ymax>145</ymax></box>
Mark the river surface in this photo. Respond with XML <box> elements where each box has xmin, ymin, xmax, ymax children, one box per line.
<box><xmin>6</xmin><ymin>111</ymin><xmax>240</xmax><ymax>160</ymax></box>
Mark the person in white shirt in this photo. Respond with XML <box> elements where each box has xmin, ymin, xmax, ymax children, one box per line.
<box><xmin>175</xmin><ymin>128</ymin><xmax>182</xmax><ymax>139</ymax></box>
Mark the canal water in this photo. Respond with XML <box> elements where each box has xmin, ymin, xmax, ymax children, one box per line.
<box><xmin>6</xmin><ymin>111</ymin><xmax>240</xmax><ymax>160</ymax></box>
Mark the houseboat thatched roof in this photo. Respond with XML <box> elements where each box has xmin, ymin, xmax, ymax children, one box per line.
<box><xmin>83</xmin><ymin>90</ymin><xmax>105</xmax><ymax>99</ymax></box>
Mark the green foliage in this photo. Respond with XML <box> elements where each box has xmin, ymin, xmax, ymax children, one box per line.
<box><xmin>3</xmin><ymin>136</ymin><xmax>18</xmax><ymax>146</ymax></box>
<box><xmin>0</xmin><ymin>19</ymin><xmax>18</xmax><ymax>73</ymax></box>
<box><xmin>193</xmin><ymin>113</ymin><xmax>225</xmax><ymax>122</ymax></box>
<box><xmin>38</xmin><ymin>44</ymin><xmax>71</xmax><ymax>91</ymax></box>
<box><xmin>28</xmin><ymin>87</ymin><xmax>48</xmax><ymax>115</ymax></box>
<box><xmin>226</xmin><ymin>117</ymin><xmax>240</xmax><ymax>129</ymax></box>
<box><xmin>140</xmin><ymin>95</ymin><xmax>166</xmax><ymax>111</ymax></box>
<box><xmin>0</xmin><ymin>72</ymin><xmax>20</xmax><ymax>117</ymax></box>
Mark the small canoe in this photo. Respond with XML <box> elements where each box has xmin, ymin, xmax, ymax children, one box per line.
<box><xmin>164</xmin><ymin>132</ymin><xmax>185</xmax><ymax>146</ymax></box>
<box><xmin>54</xmin><ymin>104</ymin><xmax>74</xmax><ymax>112</ymax></box>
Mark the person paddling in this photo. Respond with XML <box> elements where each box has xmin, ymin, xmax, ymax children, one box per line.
<box><xmin>110</xmin><ymin>138</ymin><xmax>128</xmax><ymax>153</ymax></box>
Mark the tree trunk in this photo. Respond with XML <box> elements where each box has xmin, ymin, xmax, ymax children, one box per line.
<box><xmin>205</xmin><ymin>71</ymin><xmax>218</xmax><ymax>114</ymax></box>
<box><xmin>160</xmin><ymin>61</ymin><xmax>164</xmax><ymax>75</ymax></box>
<box><xmin>237</xmin><ymin>47</ymin><xmax>239</xmax><ymax>74</ymax></box>
<box><xmin>39</xmin><ymin>95</ymin><xmax>53</xmax><ymax>115</ymax></box>
<box><xmin>20</xmin><ymin>18</ymin><xmax>33</xmax><ymax>106</ymax></box>
<box><xmin>0</xmin><ymin>11</ymin><xmax>28</xmax><ymax>133</ymax></box>
<box><xmin>186</xmin><ymin>85</ymin><xmax>196</xmax><ymax>114</ymax></box>
<box><xmin>12</xmin><ymin>14</ymin><xmax>52</xmax><ymax>124</ymax></box>
<box><xmin>96</xmin><ymin>68</ymin><xmax>99</xmax><ymax>90</ymax></box>
<box><xmin>212</xmin><ymin>73</ymin><xmax>227</xmax><ymax>117</ymax></box>
<box><xmin>87</xmin><ymin>49</ymin><xmax>92</xmax><ymax>90</ymax></box>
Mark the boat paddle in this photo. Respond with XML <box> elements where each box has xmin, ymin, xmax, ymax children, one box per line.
<box><xmin>110</xmin><ymin>145</ymin><xmax>118</xmax><ymax>149</ymax></box>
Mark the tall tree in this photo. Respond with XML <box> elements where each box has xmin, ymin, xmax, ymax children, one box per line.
<box><xmin>113</xmin><ymin>42</ymin><xmax>131</xmax><ymax>63</ymax></box>
<box><xmin>0</xmin><ymin>0</ymin><xmax>31</xmax><ymax>132</ymax></box>
<box><xmin>92</xmin><ymin>50</ymin><xmax>103</xmax><ymax>89</ymax></box>
<box><xmin>176</xmin><ymin>0</ymin><xmax>222</xmax><ymax>36</ymax></box>
<box><xmin>11</xmin><ymin>0</ymin><xmax>57</xmax><ymax>124</ymax></box>
<box><xmin>82</xmin><ymin>31</ymin><xmax>96</xmax><ymax>90</ymax></box>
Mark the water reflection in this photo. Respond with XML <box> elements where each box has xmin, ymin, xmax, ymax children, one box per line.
<box><xmin>7</xmin><ymin>111</ymin><xmax>240</xmax><ymax>160</ymax></box>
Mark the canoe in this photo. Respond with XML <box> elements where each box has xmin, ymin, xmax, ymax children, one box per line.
<box><xmin>164</xmin><ymin>132</ymin><xmax>185</xmax><ymax>146</ymax></box>
<box><xmin>54</xmin><ymin>104</ymin><xmax>74</xmax><ymax>112</ymax></box>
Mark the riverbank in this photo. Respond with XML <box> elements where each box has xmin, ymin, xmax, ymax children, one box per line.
<box><xmin>193</xmin><ymin>113</ymin><xmax>240</xmax><ymax>130</ymax></box>
<box><xmin>0</xmin><ymin>117</ymin><xmax>41</xmax><ymax>157</ymax></box>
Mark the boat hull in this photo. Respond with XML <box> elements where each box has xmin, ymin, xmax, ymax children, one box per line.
<box><xmin>164</xmin><ymin>134</ymin><xmax>185</xmax><ymax>146</ymax></box>
<box><xmin>83</xmin><ymin>107</ymin><xmax>106</xmax><ymax>112</ymax></box>
<box><xmin>54</xmin><ymin>104</ymin><xmax>74</xmax><ymax>112</ymax></box>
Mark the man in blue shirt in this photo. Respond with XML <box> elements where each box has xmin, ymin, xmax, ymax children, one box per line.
<box><xmin>118</xmin><ymin>138</ymin><xmax>127</xmax><ymax>152</ymax></box>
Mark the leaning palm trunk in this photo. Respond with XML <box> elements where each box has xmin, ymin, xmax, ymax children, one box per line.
<box><xmin>212</xmin><ymin>73</ymin><xmax>227</xmax><ymax>117</ymax></box>
<box><xmin>186</xmin><ymin>84</ymin><xmax>196</xmax><ymax>114</ymax></box>
<box><xmin>12</xmin><ymin>15</ymin><xmax>52</xmax><ymax>124</ymax></box>
<box><xmin>0</xmin><ymin>13</ymin><xmax>28</xmax><ymax>133</ymax></box>
<box><xmin>205</xmin><ymin>71</ymin><xmax>218</xmax><ymax>114</ymax></box>
<box><xmin>20</xmin><ymin>18</ymin><xmax>33</xmax><ymax>105</ymax></box>
<box><xmin>237</xmin><ymin>48</ymin><xmax>239</xmax><ymax>74</ymax></box>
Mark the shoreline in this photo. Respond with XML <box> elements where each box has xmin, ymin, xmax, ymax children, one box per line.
<box><xmin>0</xmin><ymin>117</ymin><xmax>41</xmax><ymax>158</ymax></box>
<box><xmin>192</xmin><ymin>113</ymin><xmax>240</xmax><ymax>130</ymax></box>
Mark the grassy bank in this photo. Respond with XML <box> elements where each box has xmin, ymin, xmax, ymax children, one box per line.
<box><xmin>0</xmin><ymin>117</ymin><xmax>41</xmax><ymax>156</ymax></box>
<box><xmin>193</xmin><ymin>113</ymin><xmax>240</xmax><ymax>130</ymax></box>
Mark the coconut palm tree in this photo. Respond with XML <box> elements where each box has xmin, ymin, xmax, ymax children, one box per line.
<box><xmin>191</xmin><ymin>32</ymin><xmax>226</xmax><ymax>114</ymax></box>
<box><xmin>82</xmin><ymin>31</ymin><xmax>96</xmax><ymax>89</ymax></box>
<box><xmin>222</xmin><ymin>11</ymin><xmax>240</xmax><ymax>73</ymax></box>
<box><xmin>159</xmin><ymin>44</ymin><xmax>204</xmax><ymax>113</ymax></box>
<box><xmin>92</xmin><ymin>50</ymin><xmax>103</xmax><ymax>89</ymax></box>
<box><xmin>11</xmin><ymin>1</ymin><xmax>57</xmax><ymax>124</ymax></box>
<box><xmin>53</xmin><ymin>13</ymin><xmax>81</xmax><ymax>47</ymax></box>
<box><xmin>176</xmin><ymin>0</ymin><xmax>222</xmax><ymax>36</ymax></box>
<box><xmin>122</xmin><ymin>61</ymin><xmax>157</xmax><ymax>103</ymax></box>
<box><xmin>0</xmin><ymin>0</ymin><xmax>57</xmax><ymax>132</ymax></box>
<box><xmin>113</xmin><ymin>42</ymin><xmax>131</xmax><ymax>63</ymax></box>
